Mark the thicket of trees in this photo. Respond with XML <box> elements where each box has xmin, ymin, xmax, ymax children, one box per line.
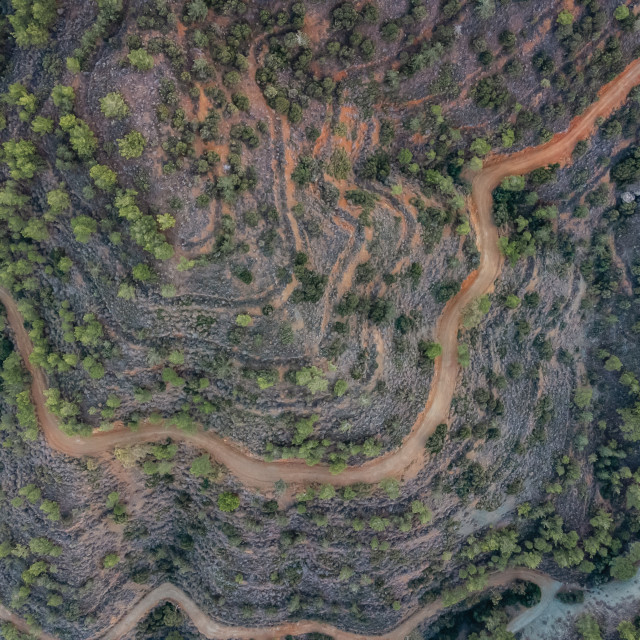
<box><xmin>9</xmin><ymin>0</ymin><xmax>57</xmax><ymax>47</ymax></box>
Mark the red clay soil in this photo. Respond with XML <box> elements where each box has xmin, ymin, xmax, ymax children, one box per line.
<box><xmin>2</xmin><ymin>58</ymin><xmax>640</xmax><ymax>640</ymax></box>
<box><xmin>320</xmin><ymin>215</ymin><xmax>357</xmax><ymax>332</ymax></box>
<box><xmin>1</xmin><ymin>60</ymin><xmax>640</xmax><ymax>495</ymax></box>
<box><xmin>312</xmin><ymin>111</ymin><xmax>333</xmax><ymax>157</ymax></box>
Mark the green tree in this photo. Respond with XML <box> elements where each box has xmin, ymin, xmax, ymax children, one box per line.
<box><xmin>83</xmin><ymin>356</ymin><xmax>105</xmax><ymax>379</ymax></box>
<box><xmin>39</xmin><ymin>500</ymin><xmax>60</xmax><ymax>521</ymax></box>
<box><xmin>557</xmin><ymin>9</ymin><xmax>574</xmax><ymax>24</ymax></box>
<box><xmin>162</xmin><ymin>368</ymin><xmax>185</xmax><ymax>387</ymax></box>
<box><xmin>59</xmin><ymin>114</ymin><xmax>97</xmax><ymax>159</ymax></box>
<box><xmin>501</xmin><ymin>175</ymin><xmax>525</xmax><ymax>191</ymax></box>
<box><xmin>504</xmin><ymin>294</ymin><xmax>520</xmax><ymax>309</ymax></box>
<box><xmin>611</xmin><ymin>554</ymin><xmax>637</xmax><ymax>580</ymax></box>
<box><xmin>74</xmin><ymin>313</ymin><xmax>104</xmax><ymax>346</ymax></box>
<box><xmin>223</xmin><ymin>70</ymin><xmax>241</xmax><ymax>87</ymax></box>
<box><xmin>6</xmin><ymin>83</ymin><xmax>37</xmax><ymax>121</ymax></box>
<box><xmin>9</xmin><ymin>0</ymin><xmax>57</xmax><ymax>47</ymax></box>
<box><xmin>117</xmin><ymin>283</ymin><xmax>135</xmax><ymax>300</ymax></box>
<box><xmin>605</xmin><ymin>355</ymin><xmax>623</xmax><ymax>372</ymax></box>
<box><xmin>22</xmin><ymin>217</ymin><xmax>48</xmax><ymax>241</ymax></box>
<box><xmin>29</xmin><ymin>537</ymin><xmax>61</xmax><ymax>557</ymax></box>
<box><xmin>257</xmin><ymin>370</ymin><xmax>277</xmax><ymax>390</ymax></box>
<box><xmin>18</xmin><ymin>484</ymin><xmax>41</xmax><ymax>504</ymax></box>
<box><xmin>463</xmin><ymin>295</ymin><xmax>491</xmax><ymax>328</ymax></box>
<box><xmin>426</xmin><ymin>423</ymin><xmax>447</xmax><ymax>454</ymax></box>
<box><xmin>419</xmin><ymin>341</ymin><xmax>442</xmax><ymax>361</ymax></box>
<box><xmin>117</xmin><ymin>131</ymin><xmax>145</xmax><ymax>159</ymax></box>
<box><xmin>161</xmin><ymin>284</ymin><xmax>176</xmax><ymax>297</ymax></box>
<box><xmin>89</xmin><ymin>164</ymin><xmax>118</xmax><ymax>191</ymax></box>
<box><xmin>157</xmin><ymin>213</ymin><xmax>175</xmax><ymax>230</ymax></box>
<box><xmin>51</xmin><ymin>85</ymin><xmax>75</xmax><ymax>113</ymax></box>
<box><xmin>293</xmin><ymin>415</ymin><xmax>318</xmax><ymax>444</ymax></box>
<box><xmin>218</xmin><ymin>491</ymin><xmax>240</xmax><ymax>512</ymax></box>
<box><xmin>2</xmin><ymin>139</ymin><xmax>41</xmax><ymax>179</ymax></box>
<box><xmin>327</xmin><ymin>147</ymin><xmax>351</xmax><ymax>180</ymax></box>
<box><xmin>573</xmin><ymin>386</ymin><xmax>593</xmax><ymax>409</ymax></box>
<box><xmin>618</xmin><ymin>621</ymin><xmax>640</xmax><ymax>640</ymax></box>
<box><xmin>167</xmin><ymin>350</ymin><xmax>184</xmax><ymax>366</ymax></box>
<box><xmin>576</xmin><ymin>615</ymin><xmax>602</xmax><ymax>640</ymax></box>
<box><xmin>333</xmin><ymin>379</ymin><xmax>348</xmax><ymax>397</ymax></box>
<box><xmin>411</xmin><ymin>501</ymin><xmax>433</xmax><ymax>524</ymax></box>
<box><xmin>369</xmin><ymin>515</ymin><xmax>389</xmax><ymax>531</ymax></box>
<box><xmin>47</xmin><ymin>187</ymin><xmax>70</xmax><ymax>217</ymax></box>
<box><xmin>614</xmin><ymin>4</ymin><xmax>630</xmax><ymax>20</ymax></box>
<box><xmin>71</xmin><ymin>215</ymin><xmax>97</xmax><ymax>243</ymax></box>
<box><xmin>190</xmin><ymin>454</ymin><xmax>213</xmax><ymax>477</ymax></box>
<box><xmin>31</xmin><ymin>116</ymin><xmax>53</xmax><ymax>135</ymax></box>
<box><xmin>132</xmin><ymin>263</ymin><xmax>154</xmax><ymax>282</ymax></box>
<box><xmin>475</xmin><ymin>0</ymin><xmax>495</xmax><ymax>18</ymax></box>
<box><xmin>127</xmin><ymin>48</ymin><xmax>154</xmax><ymax>71</ymax></box>
<box><xmin>470</xmin><ymin>137</ymin><xmax>491</xmax><ymax>156</ymax></box>
<box><xmin>292</xmin><ymin>155</ymin><xmax>316</xmax><ymax>186</ymax></box>
<box><xmin>295</xmin><ymin>366</ymin><xmax>328</xmax><ymax>394</ymax></box>
<box><xmin>100</xmin><ymin>92</ymin><xmax>129</xmax><ymax>119</ymax></box>
<box><xmin>627</xmin><ymin>482</ymin><xmax>640</xmax><ymax>510</ymax></box>
<box><xmin>102</xmin><ymin>553</ymin><xmax>119</xmax><ymax>569</ymax></box>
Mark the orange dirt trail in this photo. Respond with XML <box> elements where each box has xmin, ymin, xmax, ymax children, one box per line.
<box><xmin>2</xmin><ymin>61</ymin><xmax>640</xmax><ymax>493</ymax></box>
<box><xmin>1</xmin><ymin>54</ymin><xmax>639</xmax><ymax>640</ymax></box>
<box><xmin>96</xmin><ymin>570</ymin><xmax>558</xmax><ymax>640</ymax></box>
<box><xmin>0</xmin><ymin>570</ymin><xmax>559</xmax><ymax>640</ymax></box>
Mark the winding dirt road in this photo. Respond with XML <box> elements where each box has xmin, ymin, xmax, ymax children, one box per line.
<box><xmin>1</xmin><ymin>54</ymin><xmax>640</xmax><ymax>640</ymax></box>
<box><xmin>0</xmin><ymin>604</ymin><xmax>57</xmax><ymax>640</ymax></box>
<box><xmin>95</xmin><ymin>570</ymin><xmax>560</xmax><ymax>640</ymax></box>
<box><xmin>3</xmin><ymin>59</ymin><xmax>640</xmax><ymax>492</ymax></box>
<box><xmin>0</xmin><ymin>570</ymin><xmax>558</xmax><ymax>640</ymax></box>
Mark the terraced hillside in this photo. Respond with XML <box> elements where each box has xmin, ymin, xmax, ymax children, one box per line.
<box><xmin>2</xmin><ymin>0</ymin><xmax>640</xmax><ymax>639</ymax></box>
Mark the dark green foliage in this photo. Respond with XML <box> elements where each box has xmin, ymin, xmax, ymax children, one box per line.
<box><xmin>9</xmin><ymin>0</ymin><xmax>57</xmax><ymax>47</ymax></box>
<box><xmin>493</xmin><ymin>178</ymin><xmax>558</xmax><ymax>262</ymax></box>
<box><xmin>455</xmin><ymin>461</ymin><xmax>488</xmax><ymax>499</ymax></box>
<box><xmin>612</xmin><ymin>146</ymin><xmax>640</xmax><ymax>187</ymax></box>
<box><xmin>395</xmin><ymin>314</ymin><xmax>415</xmax><ymax>335</ymax></box>
<box><xmin>331</xmin><ymin>2</ymin><xmax>360</xmax><ymax>30</ymax></box>
<box><xmin>472</xmin><ymin>75</ymin><xmax>510</xmax><ymax>109</ymax></box>
<box><xmin>344</xmin><ymin>189</ymin><xmax>378</xmax><ymax>211</ymax></box>
<box><xmin>361</xmin><ymin>151</ymin><xmax>390</xmax><ymax>182</ymax></box>
<box><xmin>233</xmin><ymin>266</ymin><xmax>253</xmax><ymax>284</ymax></box>
<box><xmin>292</xmin><ymin>155</ymin><xmax>317</xmax><ymax>186</ymax></box>
<box><xmin>532</xmin><ymin>51</ymin><xmax>555</xmax><ymax>77</ymax></box>
<box><xmin>431</xmin><ymin>280</ymin><xmax>461</xmax><ymax>303</ymax></box>
<box><xmin>291</xmin><ymin>268</ymin><xmax>327</xmax><ymax>304</ymax></box>
<box><xmin>426</xmin><ymin>423</ymin><xmax>447</xmax><ymax>454</ymax></box>
<box><xmin>368</xmin><ymin>297</ymin><xmax>394</xmax><ymax>325</ymax></box>
<box><xmin>556</xmin><ymin>590</ymin><xmax>584</xmax><ymax>604</ymax></box>
<box><xmin>68</xmin><ymin>0</ymin><xmax>124</xmax><ymax>70</ymax></box>
<box><xmin>134</xmin><ymin>603</ymin><xmax>184</xmax><ymax>636</ymax></box>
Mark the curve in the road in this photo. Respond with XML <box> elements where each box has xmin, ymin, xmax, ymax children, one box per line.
<box><xmin>2</xmin><ymin>59</ymin><xmax>640</xmax><ymax>491</ymax></box>
<box><xmin>96</xmin><ymin>570</ymin><xmax>560</xmax><ymax>640</ymax></box>
<box><xmin>1</xmin><ymin>53</ymin><xmax>640</xmax><ymax>640</ymax></box>
<box><xmin>0</xmin><ymin>570</ymin><xmax>559</xmax><ymax>640</ymax></box>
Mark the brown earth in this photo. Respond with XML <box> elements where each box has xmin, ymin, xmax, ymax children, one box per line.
<box><xmin>1</xmin><ymin>47</ymin><xmax>640</xmax><ymax>640</ymax></box>
<box><xmin>0</xmin><ymin>570</ymin><xmax>561</xmax><ymax>640</ymax></box>
<box><xmin>96</xmin><ymin>570</ymin><xmax>559</xmax><ymax>640</ymax></box>
<box><xmin>1</xmin><ymin>59</ymin><xmax>639</xmax><ymax>494</ymax></box>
